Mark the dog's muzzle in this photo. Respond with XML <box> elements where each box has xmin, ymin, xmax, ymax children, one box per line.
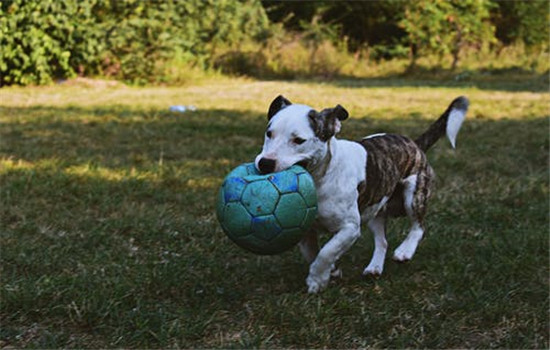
<box><xmin>258</xmin><ymin>158</ymin><xmax>276</xmax><ymax>174</ymax></box>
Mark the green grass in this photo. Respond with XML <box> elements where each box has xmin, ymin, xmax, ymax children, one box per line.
<box><xmin>1</xmin><ymin>77</ymin><xmax>548</xmax><ymax>348</ymax></box>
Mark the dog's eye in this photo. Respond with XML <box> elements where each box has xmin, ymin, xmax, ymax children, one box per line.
<box><xmin>266</xmin><ymin>131</ymin><xmax>272</xmax><ymax>138</ymax></box>
<box><xmin>293</xmin><ymin>137</ymin><xmax>306</xmax><ymax>145</ymax></box>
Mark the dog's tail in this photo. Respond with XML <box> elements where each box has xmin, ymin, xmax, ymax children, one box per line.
<box><xmin>414</xmin><ymin>96</ymin><xmax>469</xmax><ymax>152</ymax></box>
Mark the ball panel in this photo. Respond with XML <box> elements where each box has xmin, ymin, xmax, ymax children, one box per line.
<box><xmin>269</xmin><ymin>227</ymin><xmax>305</xmax><ymax>253</ymax></box>
<box><xmin>223</xmin><ymin>177</ymin><xmax>247</xmax><ymax>202</ymax></box>
<box><xmin>244</xmin><ymin>163</ymin><xmax>259</xmax><ymax>175</ymax></box>
<box><xmin>237</xmin><ymin>234</ymin><xmax>279</xmax><ymax>255</ymax></box>
<box><xmin>301</xmin><ymin>207</ymin><xmax>318</xmax><ymax>229</ymax></box>
<box><xmin>251</xmin><ymin>214</ymin><xmax>282</xmax><ymax>241</ymax></box>
<box><xmin>269</xmin><ymin>171</ymin><xmax>298</xmax><ymax>194</ymax></box>
<box><xmin>297</xmin><ymin>173</ymin><xmax>317</xmax><ymax>207</ymax></box>
<box><xmin>241</xmin><ymin>181</ymin><xmax>279</xmax><ymax>216</ymax></box>
<box><xmin>222</xmin><ymin>202</ymin><xmax>252</xmax><ymax>238</ymax></box>
<box><xmin>275</xmin><ymin>192</ymin><xmax>307</xmax><ymax>228</ymax></box>
<box><xmin>227</xmin><ymin>163</ymin><xmax>253</xmax><ymax>179</ymax></box>
<box><xmin>288</xmin><ymin>165</ymin><xmax>307</xmax><ymax>175</ymax></box>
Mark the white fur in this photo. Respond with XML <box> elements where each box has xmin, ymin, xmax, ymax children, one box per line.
<box><xmin>313</xmin><ymin>140</ymin><xmax>366</xmax><ymax>232</ymax></box>
<box><xmin>305</xmin><ymin>139</ymin><xmax>367</xmax><ymax>292</ymax></box>
<box><xmin>361</xmin><ymin>196</ymin><xmax>389</xmax><ymax>222</ymax></box>
<box><xmin>402</xmin><ymin>174</ymin><xmax>418</xmax><ymax>217</ymax></box>
<box><xmin>393</xmin><ymin>175</ymin><xmax>424</xmax><ymax>262</ymax></box>
<box><xmin>446</xmin><ymin>109</ymin><xmax>466</xmax><ymax>149</ymax></box>
<box><xmin>255</xmin><ymin>104</ymin><xmax>323</xmax><ymax>172</ymax></box>
<box><xmin>363</xmin><ymin>133</ymin><xmax>386</xmax><ymax>139</ymax></box>
<box><xmin>393</xmin><ymin>221</ymin><xmax>423</xmax><ymax>261</ymax></box>
<box><xmin>256</xmin><ymin>104</ymin><xmax>370</xmax><ymax>293</ymax></box>
<box><xmin>363</xmin><ymin>216</ymin><xmax>387</xmax><ymax>276</ymax></box>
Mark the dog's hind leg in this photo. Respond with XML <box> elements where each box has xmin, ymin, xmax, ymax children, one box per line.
<box><xmin>393</xmin><ymin>170</ymin><xmax>432</xmax><ymax>262</ymax></box>
<box><xmin>363</xmin><ymin>215</ymin><xmax>387</xmax><ymax>276</ymax></box>
<box><xmin>393</xmin><ymin>220</ymin><xmax>424</xmax><ymax>262</ymax></box>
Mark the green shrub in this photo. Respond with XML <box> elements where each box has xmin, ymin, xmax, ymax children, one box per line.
<box><xmin>2</xmin><ymin>1</ymin><xmax>76</xmax><ymax>85</ymax></box>
<box><xmin>1</xmin><ymin>0</ymin><xmax>547</xmax><ymax>85</ymax></box>
<box><xmin>0</xmin><ymin>0</ymin><xmax>269</xmax><ymax>86</ymax></box>
<box><xmin>213</xmin><ymin>16</ymin><xmax>355</xmax><ymax>80</ymax></box>
<box><xmin>213</xmin><ymin>36</ymin><xmax>356</xmax><ymax>80</ymax></box>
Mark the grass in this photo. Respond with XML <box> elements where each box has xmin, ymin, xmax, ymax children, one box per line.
<box><xmin>1</xmin><ymin>76</ymin><xmax>548</xmax><ymax>348</ymax></box>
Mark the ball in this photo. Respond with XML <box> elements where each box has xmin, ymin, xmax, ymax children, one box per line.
<box><xmin>216</xmin><ymin>162</ymin><xmax>317</xmax><ymax>255</ymax></box>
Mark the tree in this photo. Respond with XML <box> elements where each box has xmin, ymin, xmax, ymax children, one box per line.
<box><xmin>261</xmin><ymin>0</ymin><xmax>407</xmax><ymax>54</ymax></box>
<box><xmin>491</xmin><ymin>0</ymin><xmax>549</xmax><ymax>51</ymax></box>
<box><xmin>400</xmin><ymin>0</ymin><xmax>494</xmax><ymax>70</ymax></box>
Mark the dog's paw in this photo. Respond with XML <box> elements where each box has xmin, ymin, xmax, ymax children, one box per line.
<box><xmin>363</xmin><ymin>263</ymin><xmax>384</xmax><ymax>276</ymax></box>
<box><xmin>306</xmin><ymin>271</ymin><xmax>330</xmax><ymax>294</ymax></box>
<box><xmin>306</xmin><ymin>277</ymin><xmax>322</xmax><ymax>294</ymax></box>
<box><xmin>392</xmin><ymin>245</ymin><xmax>415</xmax><ymax>262</ymax></box>
<box><xmin>330</xmin><ymin>264</ymin><xmax>342</xmax><ymax>278</ymax></box>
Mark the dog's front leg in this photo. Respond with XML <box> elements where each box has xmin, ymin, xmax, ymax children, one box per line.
<box><xmin>306</xmin><ymin>221</ymin><xmax>360</xmax><ymax>293</ymax></box>
<box><xmin>299</xmin><ymin>230</ymin><xmax>342</xmax><ymax>279</ymax></box>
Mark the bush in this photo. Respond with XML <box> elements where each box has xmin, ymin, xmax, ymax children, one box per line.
<box><xmin>1</xmin><ymin>0</ymin><xmax>547</xmax><ymax>85</ymax></box>
<box><xmin>0</xmin><ymin>0</ymin><xmax>270</xmax><ymax>86</ymax></box>
<box><xmin>1</xmin><ymin>1</ymin><xmax>81</xmax><ymax>85</ymax></box>
<box><xmin>213</xmin><ymin>36</ymin><xmax>356</xmax><ymax>80</ymax></box>
<box><xmin>213</xmin><ymin>16</ymin><xmax>355</xmax><ymax>80</ymax></box>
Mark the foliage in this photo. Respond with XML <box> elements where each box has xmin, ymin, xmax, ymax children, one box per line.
<box><xmin>0</xmin><ymin>0</ymin><xmax>88</xmax><ymax>85</ymax></box>
<box><xmin>213</xmin><ymin>35</ymin><xmax>356</xmax><ymax>80</ymax></box>
<box><xmin>492</xmin><ymin>0</ymin><xmax>550</xmax><ymax>49</ymax></box>
<box><xmin>1</xmin><ymin>0</ymin><xmax>548</xmax><ymax>85</ymax></box>
<box><xmin>400</xmin><ymin>0</ymin><xmax>495</xmax><ymax>70</ymax></box>
<box><xmin>0</xmin><ymin>0</ymin><xmax>269</xmax><ymax>85</ymax></box>
<box><xmin>262</xmin><ymin>0</ymin><xmax>407</xmax><ymax>51</ymax></box>
<box><xmin>263</xmin><ymin>0</ymin><xmax>547</xmax><ymax>62</ymax></box>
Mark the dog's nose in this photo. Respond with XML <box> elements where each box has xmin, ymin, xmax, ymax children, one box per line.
<box><xmin>258</xmin><ymin>158</ymin><xmax>276</xmax><ymax>174</ymax></box>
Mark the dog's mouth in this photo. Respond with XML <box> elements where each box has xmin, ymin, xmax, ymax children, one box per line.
<box><xmin>296</xmin><ymin>160</ymin><xmax>309</xmax><ymax>169</ymax></box>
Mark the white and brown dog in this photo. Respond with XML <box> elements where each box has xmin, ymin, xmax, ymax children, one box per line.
<box><xmin>255</xmin><ymin>95</ymin><xmax>468</xmax><ymax>293</ymax></box>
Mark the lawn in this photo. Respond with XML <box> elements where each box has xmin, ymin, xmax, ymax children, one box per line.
<box><xmin>1</xmin><ymin>76</ymin><xmax>548</xmax><ymax>348</ymax></box>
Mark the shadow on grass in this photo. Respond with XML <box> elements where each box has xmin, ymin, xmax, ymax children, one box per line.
<box><xmin>1</xmin><ymin>104</ymin><xmax>549</xmax><ymax>348</ymax></box>
<box><xmin>323</xmin><ymin>72</ymin><xmax>549</xmax><ymax>92</ymax></box>
<box><xmin>215</xmin><ymin>49</ymin><xmax>549</xmax><ymax>93</ymax></box>
<box><xmin>248</xmin><ymin>66</ymin><xmax>550</xmax><ymax>93</ymax></box>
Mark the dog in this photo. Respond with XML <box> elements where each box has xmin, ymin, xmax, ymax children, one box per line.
<box><xmin>255</xmin><ymin>95</ymin><xmax>468</xmax><ymax>293</ymax></box>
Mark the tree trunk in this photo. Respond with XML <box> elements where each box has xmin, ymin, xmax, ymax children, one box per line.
<box><xmin>407</xmin><ymin>42</ymin><xmax>418</xmax><ymax>73</ymax></box>
<box><xmin>451</xmin><ymin>25</ymin><xmax>463</xmax><ymax>71</ymax></box>
<box><xmin>451</xmin><ymin>48</ymin><xmax>460</xmax><ymax>71</ymax></box>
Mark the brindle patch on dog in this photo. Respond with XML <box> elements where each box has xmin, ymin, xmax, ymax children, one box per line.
<box><xmin>356</xmin><ymin>134</ymin><xmax>432</xmax><ymax>219</ymax></box>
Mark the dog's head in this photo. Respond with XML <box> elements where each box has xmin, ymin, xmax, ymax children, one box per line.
<box><xmin>255</xmin><ymin>95</ymin><xmax>349</xmax><ymax>174</ymax></box>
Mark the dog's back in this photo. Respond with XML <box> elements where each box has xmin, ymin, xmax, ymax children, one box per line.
<box><xmin>357</xmin><ymin>134</ymin><xmax>431</xmax><ymax>216</ymax></box>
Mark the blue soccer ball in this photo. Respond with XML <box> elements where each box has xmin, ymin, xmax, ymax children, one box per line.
<box><xmin>216</xmin><ymin>163</ymin><xmax>317</xmax><ymax>255</ymax></box>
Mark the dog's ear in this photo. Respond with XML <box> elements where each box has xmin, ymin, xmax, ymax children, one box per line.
<box><xmin>267</xmin><ymin>95</ymin><xmax>292</xmax><ymax>120</ymax></box>
<box><xmin>332</xmin><ymin>104</ymin><xmax>349</xmax><ymax>121</ymax></box>
<box><xmin>309</xmin><ymin>104</ymin><xmax>349</xmax><ymax>141</ymax></box>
